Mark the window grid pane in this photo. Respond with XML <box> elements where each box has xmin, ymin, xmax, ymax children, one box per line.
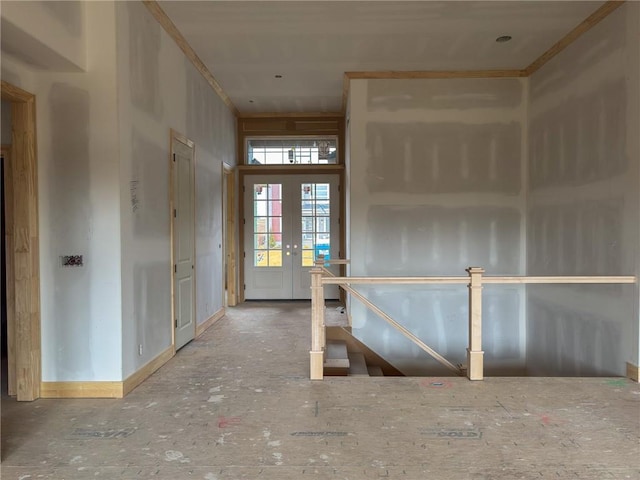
<box><xmin>247</xmin><ymin>138</ymin><xmax>338</xmax><ymax>165</ymax></box>
<box><xmin>254</xmin><ymin>183</ymin><xmax>282</xmax><ymax>267</ymax></box>
<box><xmin>301</xmin><ymin>183</ymin><xmax>330</xmax><ymax>267</ymax></box>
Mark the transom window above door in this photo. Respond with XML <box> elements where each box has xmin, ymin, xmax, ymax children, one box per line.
<box><xmin>246</xmin><ymin>137</ymin><xmax>338</xmax><ymax>165</ymax></box>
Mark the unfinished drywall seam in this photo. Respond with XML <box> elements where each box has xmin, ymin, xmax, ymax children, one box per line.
<box><xmin>348</xmin><ymin>76</ymin><xmax>527</xmax><ymax>375</ymax></box>
<box><xmin>526</xmin><ymin>2</ymin><xmax>638</xmax><ymax>377</ymax></box>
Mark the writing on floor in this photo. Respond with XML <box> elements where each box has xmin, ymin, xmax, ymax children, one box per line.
<box><xmin>420</xmin><ymin>428</ymin><xmax>483</xmax><ymax>439</ymax></box>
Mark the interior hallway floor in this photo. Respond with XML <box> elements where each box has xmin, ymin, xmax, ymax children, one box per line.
<box><xmin>1</xmin><ymin>301</ymin><xmax>639</xmax><ymax>479</ymax></box>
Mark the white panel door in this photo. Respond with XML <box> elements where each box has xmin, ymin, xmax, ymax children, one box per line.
<box><xmin>244</xmin><ymin>174</ymin><xmax>340</xmax><ymax>300</ymax></box>
<box><xmin>173</xmin><ymin>140</ymin><xmax>196</xmax><ymax>349</ymax></box>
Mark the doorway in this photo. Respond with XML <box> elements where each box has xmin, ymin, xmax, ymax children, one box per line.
<box><xmin>243</xmin><ymin>174</ymin><xmax>340</xmax><ymax>300</ymax></box>
<box><xmin>170</xmin><ymin>131</ymin><xmax>196</xmax><ymax>350</ymax></box>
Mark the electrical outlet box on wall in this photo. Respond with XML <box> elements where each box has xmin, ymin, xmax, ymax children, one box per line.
<box><xmin>60</xmin><ymin>255</ymin><xmax>84</xmax><ymax>267</ymax></box>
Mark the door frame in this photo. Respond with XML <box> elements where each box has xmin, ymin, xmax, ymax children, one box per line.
<box><xmin>222</xmin><ymin>163</ymin><xmax>237</xmax><ymax>306</ymax></box>
<box><xmin>169</xmin><ymin>129</ymin><xmax>196</xmax><ymax>350</ymax></box>
<box><xmin>1</xmin><ymin>144</ymin><xmax>15</xmax><ymax>397</ymax></box>
<box><xmin>238</xmin><ymin>164</ymin><xmax>344</xmax><ymax>302</ymax></box>
<box><xmin>1</xmin><ymin>81</ymin><xmax>41</xmax><ymax>401</ymax></box>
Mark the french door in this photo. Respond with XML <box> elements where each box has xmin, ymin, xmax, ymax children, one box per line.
<box><xmin>244</xmin><ymin>174</ymin><xmax>340</xmax><ymax>300</ymax></box>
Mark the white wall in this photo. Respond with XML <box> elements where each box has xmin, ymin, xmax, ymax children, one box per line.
<box><xmin>1</xmin><ymin>1</ymin><xmax>86</xmax><ymax>71</ymax></box>
<box><xmin>1</xmin><ymin>2</ymin><xmax>122</xmax><ymax>381</ymax></box>
<box><xmin>348</xmin><ymin>78</ymin><xmax>528</xmax><ymax>375</ymax></box>
<box><xmin>2</xmin><ymin>0</ymin><xmax>237</xmax><ymax>383</ymax></box>
<box><xmin>526</xmin><ymin>3</ymin><xmax>640</xmax><ymax>376</ymax></box>
<box><xmin>115</xmin><ymin>2</ymin><xmax>236</xmax><ymax>378</ymax></box>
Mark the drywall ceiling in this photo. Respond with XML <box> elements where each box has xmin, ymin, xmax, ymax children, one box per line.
<box><xmin>159</xmin><ymin>1</ymin><xmax>605</xmax><ymax>114</ymax></box>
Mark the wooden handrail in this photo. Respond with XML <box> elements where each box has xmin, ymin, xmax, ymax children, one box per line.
<box><xmin>482</xmin><ymin>276</ymin><xmax>636</xmax><ymax>284</ymax></box>
<box><xmin>320</xmin><ymin>275</ymin><xmax>636</xmax><ymax>285</ymax></box>
<box><xmin>309</xmin><ymin>260</ymin><xmax>637</xmax><ymax>381</ymax></box>
<box><xmin>322</xmin><ymin>276</ymin><xmax>468</xmax><ymax>285</ymax></box>
<box><xmin>318</xmin><ymin>259</ymin><xmax>350</xmax><ymax>265</ymax></box>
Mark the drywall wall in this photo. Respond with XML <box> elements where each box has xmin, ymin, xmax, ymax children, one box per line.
<box><xmin>1</xmin><ymin>1</ymin><xmax>86</xmax><ymax>71</ymax></box>
<box><xmin>1</xmin><ymin>101</ymin><xmax>11</xmax><ymax>144</ymax></box>
<box><xmin>116</xmin><ymin>2</ymin><xmax>236</xmax><ymax>378</ymax></box>
<box><xmin>527</xmin><ymin>3</ymin><xmax>640</xmax><ymax>376</ymax></box>
<box><xmin>0</xmin><ymin>2</ymin><xmax>122</xmax><ymax>381</ymax></box>
<box><xmin>348</xmin><ymin>77</ymin><xmax>527</xmax><ymax>375</ymax></box>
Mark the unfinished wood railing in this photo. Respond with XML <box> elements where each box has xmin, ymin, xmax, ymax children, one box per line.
<box><xmin>310</xmin><ymin>260</ymin><xmax>636</xmax><ymax>381</ymax></box>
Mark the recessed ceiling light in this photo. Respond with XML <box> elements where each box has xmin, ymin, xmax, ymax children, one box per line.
<box><xmin>496</xmin><ymin>35</ymin><xmax>512</xmax><ymax>43</ymax></box>
<box><xmin>275</xmin><ymin>74</ymin><xmax>283</xmax><ymax>78</ymax></box>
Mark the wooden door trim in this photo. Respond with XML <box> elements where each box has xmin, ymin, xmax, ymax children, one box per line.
<box><xmin>169</xmin><ymin>130</ymin><xmax>196</xmax><ymax>350</ymax></box>
<box><xmin>1</xmin><ymin>81</ymin><xmax>41</xmax><ymax>401</ymax></box>
<box><xmin>1</xmin><ymin>144</ymin><xmax>15</xmax><ymax>396</ymax></box>
<box><xmin>223</xmin><ymin>163</ymin><xmax>237</xmax><ymax>306</ymax></box>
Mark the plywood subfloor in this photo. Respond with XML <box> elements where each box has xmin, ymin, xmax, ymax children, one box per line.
<box><xmin>2</xmin><ymin>302</ymin><xmax>639</xmax><ymax>479</ymax></box>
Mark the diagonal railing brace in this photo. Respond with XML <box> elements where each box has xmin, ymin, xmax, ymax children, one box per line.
<box><xmin>319</xmin><ymin>266</ymin><xmax>462</xmax><ymax>375</ymax></box>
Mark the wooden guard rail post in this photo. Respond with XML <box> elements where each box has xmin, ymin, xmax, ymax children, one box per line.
<box><xmin>310</xmin><ymin>265</ymin><xmax>325</xmax><ymax>380</ymax></box>
<box><xmin>466</xmin><ymin>267</ymin><xmax>485</xmax><ymax>380</ymax></box>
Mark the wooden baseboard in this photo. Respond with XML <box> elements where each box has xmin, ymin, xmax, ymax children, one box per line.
<box><xmin>41</xmin><ymin>346</ymin><xmax>176</xmax><ymax>399</ymax></box>
<box><xmin>627</xmin><ymin>362</ymin><xmax>640</xmax><ymax>382</ymax></box>
<box><xmin>41</xmin><ymin>381</ymin><xmax>124</xmax><ymax>399</ymax></box>
<box><xmin>196</xmin><ymin>307</ymin><xmax>225</xmax><ymax>337</ymax></box>
<box><xmin>123</xmin><ymin>345</ymin><xmax>175</xmax><ymax>396</ymax></box>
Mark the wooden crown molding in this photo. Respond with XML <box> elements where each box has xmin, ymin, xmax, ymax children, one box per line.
<box><xmin>341</xmin><ymin>1</ymin><xmax>624</xmax><ymax>113</ymax></box>
<box><xmin>239</xmin><ymin>112</ymin><xmax>343</xmax><ymax>119</ymax></box>
<box><xmin>345</xmin><ymin>70</ymin><xmax>527</xmax><ymax>80</ymax></box>
<box><xmin>144</xmin><ymin>0</ymin><xmax>624</xmax><ymax>119</ymax></box>
<box><xmin>525</xmin><ymin>0</ymin><xmax>625</xmax><ymax>76</ymax></box>
<box><xmin>142</xmin><ymin>1</ymin><xmax>238</xmax><ymax>116</ymax></box>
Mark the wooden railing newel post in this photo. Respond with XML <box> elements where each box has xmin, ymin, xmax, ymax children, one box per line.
<box><xmin>310</xmin><ymin>265</ymin><xmax>325</xmax><ymax>380</ymax></box>
<box><xmin>466</xmin><ymin>267</ymin><xmax>485</xmax><ymax>381</ymax></box>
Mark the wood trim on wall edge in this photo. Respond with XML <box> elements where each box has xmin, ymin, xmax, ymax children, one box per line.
<box><xmin>524</xmin><ymin>0</ymin><xmax>625</xmax><ymax>75</ymax></box>
<box><xmin>345</xmin><ymin>70</ymin><xmax>528</xmax><ymax>79</ymax></box>
<box><xmin>196</xmin><ymin>307</ymin><xmax>225</xmax><ymax>337</ymax></box>
<box><xmin>142</xmin><ymin>1</ymin><xmax>238</xmax><ymax>115</ymax></box>
<box><xmin>627</xmin><ymin>362</ymin><xmax>640</xmax><ymax>383</ymax></box>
